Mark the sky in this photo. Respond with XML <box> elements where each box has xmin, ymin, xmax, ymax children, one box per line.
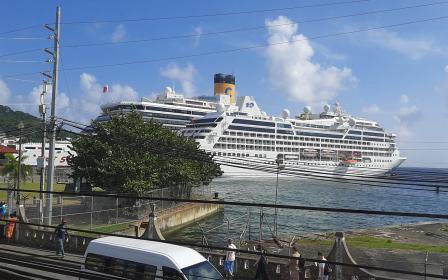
<box><xmin>0</xmin><ymin>0</ymin><xmax>448</xmax><ymax>167</ymax></box>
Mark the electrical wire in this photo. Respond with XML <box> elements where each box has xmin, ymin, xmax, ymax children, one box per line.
<box><xmin>215</xmin><ymin>155</ymin><xmax>448</xmax><ymax>186</ymax></box>
<box><xmin>58</xmin><ymin>119</ymin><xmax>448</xmax><ymax>189</ymax></box>
<box><xmin>0</xmin><ymin>24</ymin><xmax>42</xmax><ymax>36</ymax></box>
<box><xmin>59</xmin><ymin>1</ymin><xmax>448</xmax><ymax>49</ymax></box>
<box><xmin>0</xmin><ymin>48</ymin><xmax>42</xmax><ymax>59</ymax></box>
<box><xmin>61</xmin><ymin>0</ymin><xmax>370</xmax><ymax>25</ymax></box>
<box><xmin>2</xmin><ymin>219</ymin><xmax>445</xmax><ymax>279</ymax></box>
<box><xmin>215</xmin><ymin>158</ymin><xmax>448</xmax><ymax>194</ymax></box>
<box><xmin>2</xmin><ymin>77</ymin><xmax>40</xmax><ymax>84</ymax></box>
<box><xmin>0</xmin><ymin>37</ymin><xmax>46</xmax><ymax>40</ymax></box>
<box><xmin>3</xmin><ymin>14</ymin><xmax>448</xmax><ymax>79</ymax></box>
<box><xmin>0</xmin><ymin>59</ymin><xmax>45</xmax><ymax>63</ymax></box>
<box><xmin>2</xmin><ymin>188</ymin><xmax>448</xmax><ymax>218</ymax></box>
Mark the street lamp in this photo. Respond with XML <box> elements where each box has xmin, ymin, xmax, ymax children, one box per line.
<box><xmin>16</xmin><ymin>121</ymin><xmax>24</xmax><ymax>208</ymax></box>
<box><xmin>274</xmin><ymin>154</ymin><xmax>285</xmax><ymax>237</ymax></box>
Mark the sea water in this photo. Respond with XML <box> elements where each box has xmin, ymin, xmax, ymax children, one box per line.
<box><xmin>168</xmin><ymin>168</ymin><xmax>448</xmax><ymax>245</ymax></box>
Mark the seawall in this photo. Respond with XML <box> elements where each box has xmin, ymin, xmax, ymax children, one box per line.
<box><xmin>157</xmin><ymin>201</ymin><xmax>223</xmax><ymax>234</ymax></box>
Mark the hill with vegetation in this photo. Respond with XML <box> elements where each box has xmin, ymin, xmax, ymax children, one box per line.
<box><xmin>0</xmin><ymin>105</ymin><xmax>74</xmax><ymax>142</ymax></box>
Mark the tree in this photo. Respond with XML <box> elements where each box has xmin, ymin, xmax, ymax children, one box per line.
<box><xmin>67</xmin><ymin>112</ymin><xmax>221</xmax><ymax>194</ymax></box>
<box><xmin>1</xmin><ymin>153</ymin><xmax>32</xmax><ymax>184</ymax></box>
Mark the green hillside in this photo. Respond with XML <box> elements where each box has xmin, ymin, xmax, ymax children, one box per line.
<box><xmin>0</xmin><ymin>105</ymin><xmax>74</xmax><ymax>142</ymax></box>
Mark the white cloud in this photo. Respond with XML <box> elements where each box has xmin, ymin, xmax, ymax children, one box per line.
<box><xmin>112</xmin><ymin>24</ymin><xmax>126</xmax><ymax>43</ymax></box>
<box><xmin>0</xmin><ymin>74</ymin><xmax>138</xmax><ymax>124</ymax></box>
<box><xmin>365</xmin><ymin>29</ymin><xmax>440</xmax><ymax>60</ymax></box>
<box><xmin>160</xmin><ymin>63</ymin><xmax>197</xmax><ymax>96</ymax></box>
<box><xmin>265</xmin><ymin>16</ymin><xmax>355</xmax><ymax>105</ymax></box>
<box><xmin>193</xmin><ymin>26</ymin><xmax>203</xmax><ymax>47</ymax></box>
<box><xmin>394</xmin><ymin>96</ymin><xmax>421</xmax><ymax>137</ymax></box>
<box><xmin>62</xmin><ymin>73</ymin><xmax>138</xmax><ymax>123</ymax></box>
<box><xmin>445</xmin><ymin>65</ymin><xmax>448</xmax><ymax>73</ymax></box>
<box><xmin>362</xmin><ymin>104</ymin><xmax>381</xmax><ymax>114</ymax></box>
<box><xmin>400</xmin><ymin>94</ymin><xmax>409</xmax><ymax>105</ymax></box>
<box><xmin>0</xmin><ymin>79</ymin><xmax>11</xmax><ymax>104</ymax></box>
<box><xmin>312</xmin><ymin>42</ymin><xmax>346</xmax><ymax>61</ymax></box>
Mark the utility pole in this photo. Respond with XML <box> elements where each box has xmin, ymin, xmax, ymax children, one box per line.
<box><xmin>45</xmin><ymin>6</ymin><xmax>61</xmax><ymax>226</ymax></box>
<box><xmin>16</xmin><ymin>121</ymin><xmax>24</xmax><ymax>209</ymax></box>
<box><xmin>38</xmin><ymin>81</ymin><xmax>48</xmax><ymax>224</ymax></box>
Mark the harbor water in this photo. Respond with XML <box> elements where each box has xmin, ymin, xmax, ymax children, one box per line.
<box><xmin>168</xmin><ymin>168</ymin><xmax>448</xmax><ymax>245</ymax></box>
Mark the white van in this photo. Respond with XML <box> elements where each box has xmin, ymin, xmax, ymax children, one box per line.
<box><xmin>81</xmin><ymin>236</ymin><xmax>223</xmax><ymax>280</ymax></box>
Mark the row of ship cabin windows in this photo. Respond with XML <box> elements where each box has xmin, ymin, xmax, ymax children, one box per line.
<box><xmin>218</xmin><ymin>137</ymin><xmax>392</xmax><ymax>152</ymax></box>
<box><xmin>213</xmin><ymin>144</ymin><xmax>392</xmax><ymax>156</ymax></box>
<box><xmin>213</xmin><ymin>152</ymin><xmax>267</xmax><ymax>158</ymax></box>
<box><xmin>221</xmin><ymin>130</ymin><xmax>391</xmax><ymax>144</ymax></box>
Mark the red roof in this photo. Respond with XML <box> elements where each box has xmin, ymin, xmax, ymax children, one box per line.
<box><xmin>0</xmin><ymin>145</ymin><xmax>17</xmax><ymax>154</ymax></box>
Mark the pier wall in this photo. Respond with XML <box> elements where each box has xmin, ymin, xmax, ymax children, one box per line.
<box><xmin>156</xmin><ymin>201</ymin><xmax>223</xmax><ymax>234</ymax></box>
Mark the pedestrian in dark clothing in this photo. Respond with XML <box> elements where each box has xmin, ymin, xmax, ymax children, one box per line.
<box><xmin>54</xmin><ymin>219</ymin><xmax>69</xmax><ymax>257</ymax></box>
<box><xmin>254</xmin><ymin>245</ymin><xmax>269</xmax><ymax>280</ymax></box>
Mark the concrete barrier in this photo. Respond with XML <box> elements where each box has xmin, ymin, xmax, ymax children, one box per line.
<box><xmin>8</xmin><ymin>225</ymin><xmax>94</xmax><ymax>255</ymax></box>
<box><xmin>156</xmin><ymin>201</ymin><xmax>223</xmax><ymax>234</ymax></box>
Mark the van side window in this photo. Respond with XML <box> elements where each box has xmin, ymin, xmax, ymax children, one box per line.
<box><xmin>85</xmin><ymin>253</ymin><xmax>105</xmax><ymax>272</ymax></box>
<box><xmin>140</xmin><ymin>264</ymin><xmax>157</xmax><ymax>280</ymax></box>
<box><xmin>126</xmin><ymin>261</ymin><xmax>156</xmax><ymax>280</ymax></box>
<box><xmin>163</xmin><ymin>266</ymin><xmax>184</xmax><ymax>280</ymax></box>
<box><xmin>110</xmin><ymin>258</ymin><xmax>126</xmax><ymax>277</ymax></box>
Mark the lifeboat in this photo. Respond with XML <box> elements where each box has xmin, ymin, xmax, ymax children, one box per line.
<box><xmin>353</xmin><ymin>151</ymin><xmax>362</xmax><ymax>158</ymax></box>
<box><xmin>344</xmin><ymin>159</ymin><xmax>358</xmax><ymax>165</ymax></box>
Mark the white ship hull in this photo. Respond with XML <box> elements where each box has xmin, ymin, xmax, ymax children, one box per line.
<box><xmin>214</xmin><ymin>155</ymin><xmax>406</xmax><ymax>178</ymax></box>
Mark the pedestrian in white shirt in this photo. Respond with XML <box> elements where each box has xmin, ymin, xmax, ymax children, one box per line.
<box><xmin>225</xmin><ymin>238</ymin><xmax>237</xmax><ymax>277</ymax></box>
<box><xmin>316</xmin><ymin>252</ymin><xmax>329</xmax><ymax>280</ymax></box>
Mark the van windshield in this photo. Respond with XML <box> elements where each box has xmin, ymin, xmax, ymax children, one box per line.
<box><xmin>181</xmin><ymin>261</ymin><xmax>223</xmax><ymax>280</ymax></box>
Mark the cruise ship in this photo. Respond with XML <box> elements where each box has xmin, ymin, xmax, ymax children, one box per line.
<box><xmin>181</xmin><ymin>94</ymin><xmax>406</xmax><ymax>178</ymax></box>
<box><xmin>95</xmin><ymin>73</ymin><xmax>405</xmax><ymax>177</ymax></box>
<box><xmin>95</xmin><ymin>86</ymin><xmax>217</xmax><ymax>130</ymax></box>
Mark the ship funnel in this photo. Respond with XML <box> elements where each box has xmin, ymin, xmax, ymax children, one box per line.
<box><xmin>214</xmin><ymin>73</ymin><xmax>236</xmax><ymax>104</ymax></box>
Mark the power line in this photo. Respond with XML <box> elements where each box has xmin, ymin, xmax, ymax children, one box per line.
<box><xmin>3</xmin><ymin>1</ymin><xmax>445</xmax><ymax>60</ymax></box>
<box><xmin>0</xmin><ymin>48</ymin><xmax>42</xmax><ymax>59</ymax></box>
<box><xmin>0</xmin><ymin>24</ymin><xmax>42</xmax><ymax>36</ymax></box>
<box><xmin>216</xmin><ymin>158</ymin><xmax>448</xmax><ymax>194</ymax></box>
<box><xmin>2</xmin><ymin>187</ymin><xmax>448</xmax><ymax>218</ymax></box>
<box><xmin>59</xmin><ymin>1</ymin><xmax>448</xmax><ymax>49</ymax></box>
<box><xmin>4</xmin><ymin>14</ymin><xmax>448</xmax><ymax>79</ymax></box>
<box><xmin>2</xmin><ymin>77</ymin><xmax>40</xmax><ymax>84</ymax></box>
<box><xmin>2</xmin><ymin>218</ymin><xmax>447</xmax><ymax>279</ymax></box>
<box><xmin>58</xmin><ymin>118</ymin><xmax>448</xmax><ymax>188</ymax></box>
<box><xmin>0</xmin><ymin>37</ymin><xmax>46</xmax><ymax>40</ymax></box>
<box><xmin>0</xmin><ymin>59</ymin><xmax>45</xmax><ymax>63</ymax></box>
<box><xmin>61</xmin><ymin>0</ymin><xmax>370</xmax><ymax>25</ymax></box>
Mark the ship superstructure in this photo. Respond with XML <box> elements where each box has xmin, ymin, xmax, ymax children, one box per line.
<box><xmin>181</xmin><ymin>96</ymin><xmax>406</xmax><ymax>177</ymax></box>
<box><xmin>95</xmin><ymin>86</ymin><xmax>217</xmax><ymax>130</ymax></box>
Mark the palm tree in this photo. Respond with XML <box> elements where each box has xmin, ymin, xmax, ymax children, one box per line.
<box><xmin>1</xmin><ymin>152</ymin><xmax>32</xmax><ymax>208</ymax></box>
<box><xmin>1</xmin><ymin>153</ymin><xmax>32</xmax><ymax>183</ymax></box>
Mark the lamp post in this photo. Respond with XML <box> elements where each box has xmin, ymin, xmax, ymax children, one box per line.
<box><xmin>16</xmin><ymin>121</ymin><xmax>24</xmax><ymax>208</ymax></box>
<box><xmin>274</xmin><ymin>154</ymin><xmax>285</xmax><ymax>237</ymax></box>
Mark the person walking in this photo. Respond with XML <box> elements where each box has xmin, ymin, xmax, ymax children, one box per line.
<box><xmin>224</xmin><ymin>238</ymin><xmax>237</xmax><ymax>278</ymax></box>
<box><xmin>288</xmin><ymin>246</ymin><xmax>301</xmax><ymax>280</ymax></box>
<box><xmin>54</xmin><ymin>219</ymin><xmax>69</xmax><ymax>257</ymax></box>
<box><xmin>254</xmin><ymin>245</ymin><xmax>269</xmax><ymax>280</ymax></box>
<box><xmin>316</xmin><ymin>252</ymin><xmax>329</xmax><ymax>280</ymax></box>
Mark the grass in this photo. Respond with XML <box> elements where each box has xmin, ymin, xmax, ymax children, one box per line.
<box><xmin>0</xmin><ymin>181</ymin><xmax>66</xmax><ymax>201</ymax></box>
<box><xmin>298</xmin><ymin>235</ymin><xmax>448</xmax><ymax>254</ymax></box>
